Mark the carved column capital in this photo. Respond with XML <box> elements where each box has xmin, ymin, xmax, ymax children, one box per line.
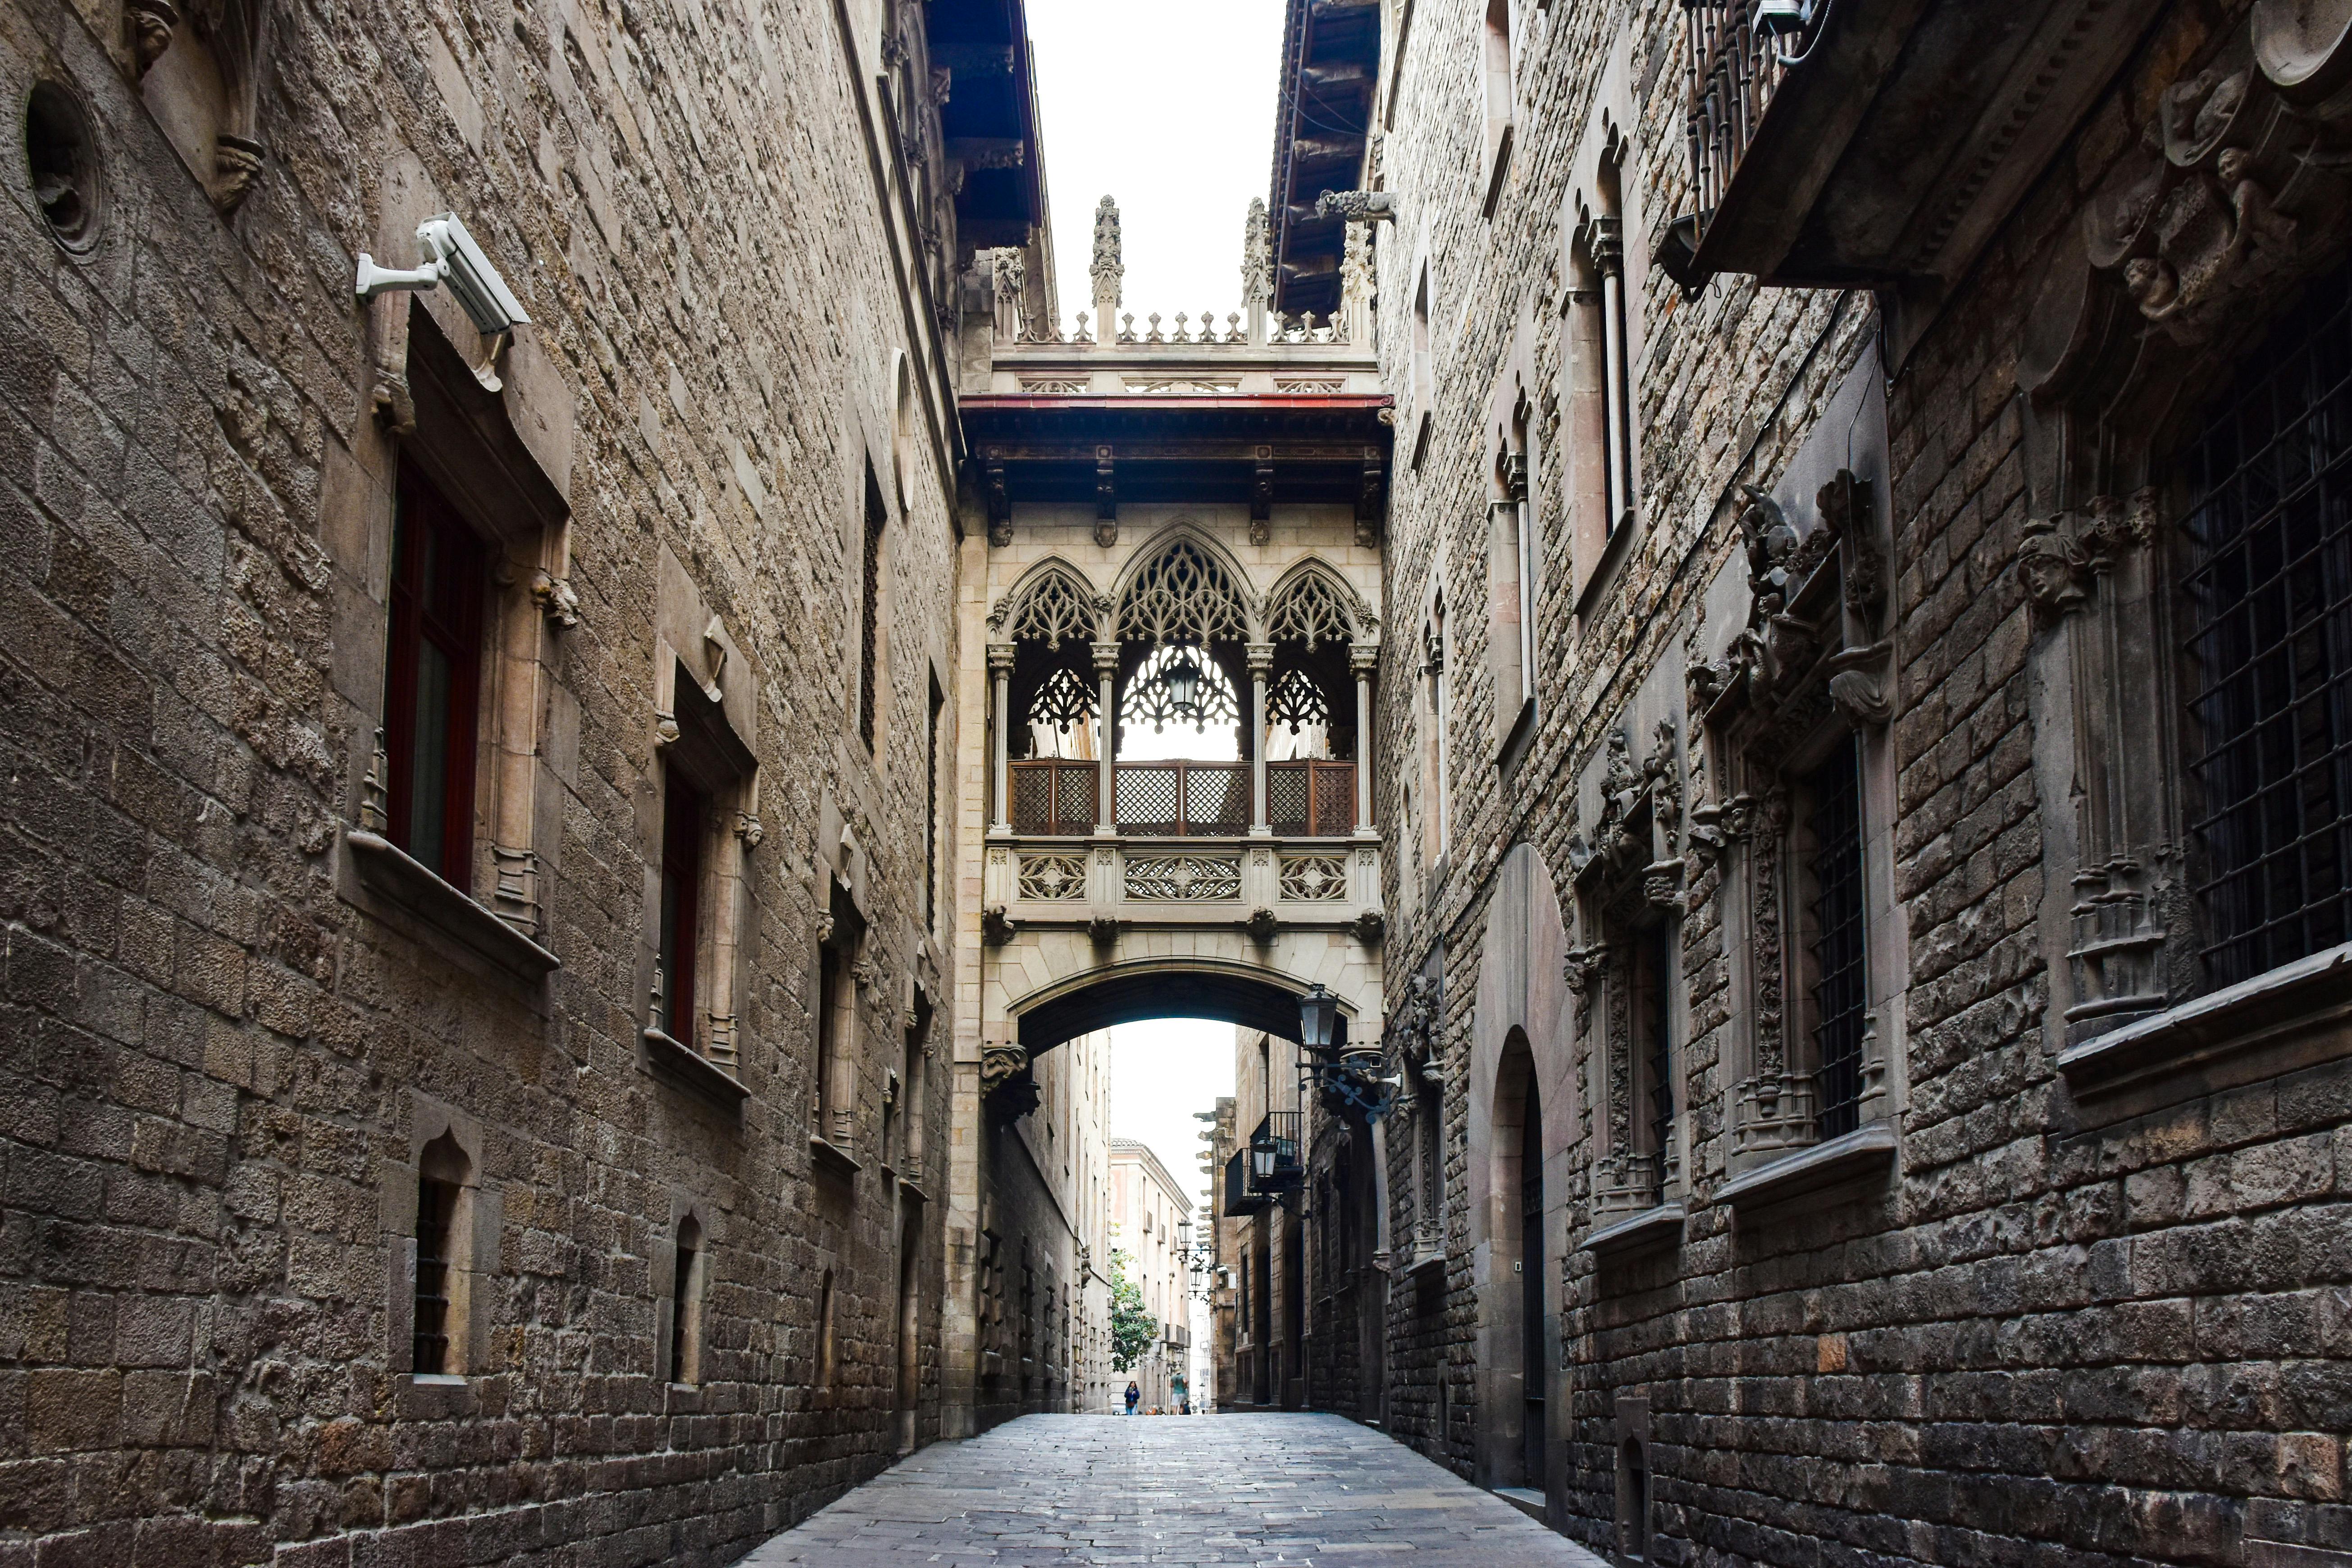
<box><xmin>986</xmin><ymin>642</ymin><xmax>1017</xmax><ymax>675</ymax></box>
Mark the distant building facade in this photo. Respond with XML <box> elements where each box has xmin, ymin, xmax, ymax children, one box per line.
<box><xmin>1109</xmin><ymin>1137</ymin><xmax>1192</xmax><ymax>1411</ymax></box>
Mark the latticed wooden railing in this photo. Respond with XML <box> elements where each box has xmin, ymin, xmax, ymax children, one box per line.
<box><xmin>1009</xmin><ymin>760</ymin><xmax>1098</xmax><ymax>835</ymax></box>
<box><xmin>1008</xmin><ymin>759</ymin><xmax>1357</xmax><ymax>835</ymax></box>
<box><xmin>1115</xmin><ymin>762</ymin><xmax>1251</xmax><ymax>835</ymax></box>
<box><xmin>1683</xmin><ymin>1</ymin><xmax>1817</xmax><ymax>251</ymax></box>
<box><xmin>1268</xmin><ymin>761</ymin><xmax>1356</xmax><ymax>837</ymax></box>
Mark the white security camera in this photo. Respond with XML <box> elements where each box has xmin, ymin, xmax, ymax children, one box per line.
<box><xmin>355</xmin><ymin>213</ymin><xmax>532</xmax><ymax>336</ymax></box>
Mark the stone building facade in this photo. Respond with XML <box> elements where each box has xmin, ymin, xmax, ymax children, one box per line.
<box><xmin>1274</xmin><ymin>0</ymin><xmax>2352</xmax><ymax>1561</ymax></box>
<box><xmin>0</xmin><ymin>0</ymin><xmax>1044</xmax><ymax>1558</ymax></box>
<box><xmin>1108</xmin><ymin>1137</ymin><xmax>1189</xmax><ymax>1411</ymax></box>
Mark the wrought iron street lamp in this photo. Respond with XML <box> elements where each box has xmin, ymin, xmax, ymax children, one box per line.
<box><xmin>1299</xmin><ymin>983</ymin><xmax>1339</xmax><ymax>1056</ymax></box>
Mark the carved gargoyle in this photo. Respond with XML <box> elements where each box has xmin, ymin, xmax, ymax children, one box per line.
<box><xmin>980</xmin><ymin>905</ymin><xmax>1016</xmax><ymax>945</ymax></box>
<box><xmin>1346</xmin><ymin>908</ymin><xmax>1386</xmax><ymax>946</ymax></box>
<box><xmin>1243</xmin><ymin>907</ymin><xmax>1279</xmax><ymax>943</ymax></box>
<box><xmin>531</xmin><ymin>570</ymin><xmax>583</xmax><ymax>629</ymax></box>
<box><xmin>980</xmin><ymin>1043</ymin><xmax>1029</xmax><ymax>1095</ymax></box>
<box><xmin>1314</xmin><ymin>189</ymin><xmax>1398</xmax><ymax>223</ymax></box>
<box><xmin>1086</xmin><ymin>915</ymin><xmax>1120</xmax><ymax>945</ymax></box>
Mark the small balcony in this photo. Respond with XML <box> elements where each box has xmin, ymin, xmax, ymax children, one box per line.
<box><xmin>1665</xmin><ymin>0</ymin><xmax>2169</xmax><ymax>306</ymax></box>
<box><xmin>1010</xmin><ymin>759</ymin><xmax>1357</xmax><ymax>837</ymax></box>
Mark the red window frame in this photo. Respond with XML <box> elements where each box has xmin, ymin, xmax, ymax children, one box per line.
<box><xmin>384</xmin><ymin>461</ymin><xmax>484</xmax><ymax>886</ymax></box>
<box><xmin>658</xmin><ymin>767</ymin><xmax>706</xmax><ymax>1043</ymax></box>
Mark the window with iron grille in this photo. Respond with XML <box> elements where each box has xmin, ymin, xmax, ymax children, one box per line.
<box><xmin>1806</xmin><ymin>733</ymin><xmax>1867</xmax><ymax>1140</ymax></box>
<box><xmin>413</xmin><ymin>1173</ymin><xmax>458</xmax><ymax>1375</ymax></box>
<box><xmin>2183</xmin><ymin>258</ymin><xmax>2352</xmax><ymax>987</ymax></box>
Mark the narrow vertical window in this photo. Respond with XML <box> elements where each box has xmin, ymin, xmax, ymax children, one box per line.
<box><xmin>1480</xmin><ymin>0</ymin><xmax>1514</xmax><ymax>207</ymax></box>
<box><xmin>385</xmin><ymin>462</ymin><xmax>484</xmax><ymax>884</ymax></box>
<box><xmin>926</xmin><ymin>675</ymin><xmax>946</xmax><ymax>927</ymax></box>
<box><xmin>657</xmin><ymin>767</ymin><xmax>706</xmax><ymax>1043</ymax></box>
<box><xmin>669</xmin><ymin>1217</ymin><xmax>703</xmax><ymax>1386</ymax></box>
<box><xmin>1806</xmin><ymin>734</ymin><xmax>1868</xmax><ymax>1139</ymax></box>
<box><xmin>413</xmin><ymin>1170</ymin><xmax>458</xmax><ymax>1375</ymax></box>
<box><xmin>816</xmin><ymin>1268</ymin><xmax>839</xmax><ymax>1394</ymax></box>
<box><xmin>1411</xmin><ymin>265</ymin><xmax>1435</xmax><ymax>433</ymax></box>
<box><xmin>816</xmin><ymin>941</ymin><xmax>843</xmax><ymax>1144</ymax></box>
<box><xmin>858</xmin><ymin>470</ymin><xmax>887</xmax><ymax>752</ymax></box>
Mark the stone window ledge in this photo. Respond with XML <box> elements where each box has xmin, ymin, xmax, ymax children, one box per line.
<box><xmin>810</xmin><ymin>1135</ymin><xmax>863</xmax><ymax>1181</ymax></box>
<box><xmin>898</xmin><ymin>1175</ymin><xmax>930</xmax><ymax>1204</ymax></box>
<box><xmin>346</xmin><ymin>830</ymin><xmax>560</xmax><ymax>983</ymax></box>
<box><xmin>395</xmin><ymin>1372</ymin><xmax>479</xmax><ymax>1420</ymax></box>
<box><xmin>642</xmin><ymin>1027</ymin><xmax>748</xmax><ymax>1108</ymax></box>
<box><xmin>1718</xmin><ymin>1122</ymin><xmax>1897</xmax><ymax>1211</ymax></box>
<box><xmin>2057</xmin><ymin>940</ymin><xmax>2352</xmax><ymax>1112</ymax></box>
<box><xmin>1399</xmin><ymin>1241</ymin><xmax>1445</xmax><ymax>1280</ymax></box>
<box><xmin>1580</xmin><ymin>1202</ymin><xmax>1684</xmax><ymax>1258</ymax></box>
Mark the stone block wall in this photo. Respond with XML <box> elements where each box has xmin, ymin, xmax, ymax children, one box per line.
<box><xmin>1360</xmin><ymin>0</ymin><xmax>2349</xmax><ymax>1561</ymax></box>
<box><xmin>0</xmin><ymin>0</ymin><xmax>969</xmax><ymax>1556</ymax></box>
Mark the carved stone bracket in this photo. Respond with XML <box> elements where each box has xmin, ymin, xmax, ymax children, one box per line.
<box><xmin>734</xmin><ymin>812</ymin><xmax>764</xmax><ymax>847</ymax></box>
<box><xmin>980</xmin><ymin>1042</ymin><xmax>1029</xmax><ymax>1095</ymax></box>
<box><xmin>1242</xmin><ymin>906</ymin><xmax>1279</xmax><ymax>943</ymax></box>
<box><xmin>980</xmin><ymin>905</ymin><xmax>1016</xmax><ymax>945</ymax></box>
<box><xmin>1086</xmin><ymin>914</ymin><xmax>1120</xmax><ymax>945</ymax></box>
<box><xmin>1562</xmin><ymin>942</ymin><xmax>1612</xmax><ymax>998</ymax></box>
<box><xmin>1314</xmin><ymin>189</ymin><xmax>1398</xmax><ymax>223</ymax></box>
<box><xmin>1347</xmin><ymin>907</ymin><xmax>1386</xmax><ymax>946</ymax></box>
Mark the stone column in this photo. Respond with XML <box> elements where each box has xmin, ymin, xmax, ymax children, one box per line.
<box><xmin>1093</xmin><ymin>640</ymin><xmax>1120</xmax><ymax>834</ymax></box>
<box><xmin>1247</xmin><ymin>642</ymin><xmax>1274</xmax><ymax>834</ymax></box>
<box><xmin>1350</xmin><ymin>644</ymin><xmax>1378</xmax><ymax>834</ymax></box>
<box><xmin>989</xmin><ymin>643</ymin><xmax>1015</xmax><ymax>834</ymax></box>
<box><xmin>1592</xmin><ymin>218</ymin><xmax>1633</xmax><ymax>537</ymax></box>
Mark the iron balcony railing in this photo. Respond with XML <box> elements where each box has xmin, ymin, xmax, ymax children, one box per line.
<box><xmin>1223</xmin><ymin>1146</ymin><xmax>1273</xmax><ymax>1216</ymax></box>
<box><xmin>1010</xmin><ymin>759</ymin><xmax>1357</xmax><ymax>837</ymax></box>
<box><xmin>1682</xmin><ymin>0</ymin><xmax>1823</xmax><ymax>255</ymax></box>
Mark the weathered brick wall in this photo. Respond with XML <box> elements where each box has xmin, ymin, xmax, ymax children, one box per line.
<box><xmin>0</xmin><ymin>0</ymin><xmax>966</xmax><ymax>1556</ymax></box>
<box><xmin>1363</xmin><ymin>0</ymin><xmax>2347</xmax><ymax>1562</ymax></box>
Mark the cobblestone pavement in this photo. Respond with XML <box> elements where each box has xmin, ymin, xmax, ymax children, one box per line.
<box><xmin>740</xmin><ymin>1413</ymin><xmax>1609</xmax><ymax>1566</ymax></box>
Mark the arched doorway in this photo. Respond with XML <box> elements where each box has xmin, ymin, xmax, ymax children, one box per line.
<box><xmin>1492</xmin><ymin>1030</ymin><xmax>1547</xmax><ymax>1493</ymax></box>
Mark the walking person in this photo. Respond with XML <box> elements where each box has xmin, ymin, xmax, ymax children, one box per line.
<box><xmin>1123</xmin><ymin>1381</ymin><xmax>1140</xmax><ymax>1416</ymax></box>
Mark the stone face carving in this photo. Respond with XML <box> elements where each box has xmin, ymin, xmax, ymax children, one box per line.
<box><xmin>1346</xmin><ymin>908</ymin><xmax>1386</xmax><ymax>946</ymax></box>
<box><xmin>126</xmin><ymin>0</ymin><xmax>178</xmax><ymax>73</ymax></box>
<box><xmin>980</xmin><ymin>905</ymin><xmax>1016</xmax><ymax>944</ymax></box>
<box><xmin>2014</xmin><ymin>490</ymin><xmax>2158</xmax><ymax>615</ymax></box>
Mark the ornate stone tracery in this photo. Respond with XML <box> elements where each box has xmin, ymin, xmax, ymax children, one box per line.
<box><xmin>1117</xmin><ymin>538</ymin><xmax>1250</xmax><ymax>647</ymax></box>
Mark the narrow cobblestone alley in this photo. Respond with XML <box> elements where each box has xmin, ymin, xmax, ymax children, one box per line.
<box><xmin>741</xmin><ymin>1416</ymin><xmax>1609</xmax><ymax>1566</ymax></box>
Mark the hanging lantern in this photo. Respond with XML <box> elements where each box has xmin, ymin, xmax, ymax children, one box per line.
<box><xmin>1755</xmin><ymin>0</ymin><xmax>1810</xmax><ymax>34</ymax></box>
<box><xmin>1164</xmin><ymin>648</ymin><xmax>1203</xmax><ymax>718</ymax></box>
<box><xmin>1298</xmin><ymin>983</ymin><xmax>1339</xmax><ymax>1056</ymax></box>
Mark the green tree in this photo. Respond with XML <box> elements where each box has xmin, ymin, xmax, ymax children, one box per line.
<box><xmin>1107</xmin><ymin>1248</ymin><xmax>1157</xmax><ymax>1374</ymax></box>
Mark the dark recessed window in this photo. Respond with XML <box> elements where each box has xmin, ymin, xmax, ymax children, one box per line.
<box><xmin>657</xmin><ymin>767</ymin><xmax>705</xmax><ymax>1042</ymax></box>
<box><xmin>1642</xmin><ymin>924</ymin><xmax>1674</xmax><ymax>1167</ymax></box>
<box><xmin>385</xmin><ymin>462</ymin><xmax>484</xmax><ymax>885</ymax></box>
<box><xmin>2183</xmin><ymin>258</ymin><xmax>2352</xmax><ymax>986</ymax></box>
<box><xmin>414</xmin><ymin>1172</ymin><xmax>458</xmax><ymax>1375</ymax></box>
<box><xmin>1806</xmin><ymin>733</ymin><xmax>1867</xmax><ymax>1140</ymax></box>
<box><xmin>24</xmin><ymin>83</ymin><xmax>102</xmax><ymax>252</ymax></box>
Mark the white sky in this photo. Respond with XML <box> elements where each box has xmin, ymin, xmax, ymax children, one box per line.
<box><xmin>1026</xmin><ymin>0</ymin><xmax>1286</xmax><ymax>333</ymax></box>
<box><xmin>1026</xmin><ymin>1</ymin><xmax>1280</xmax><ymax>1214</ymax></box>
<box><xmin>1109</xmin><ymin>1018</ymin><xmax>1238</xmax><ymax>1217</ymax></box>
